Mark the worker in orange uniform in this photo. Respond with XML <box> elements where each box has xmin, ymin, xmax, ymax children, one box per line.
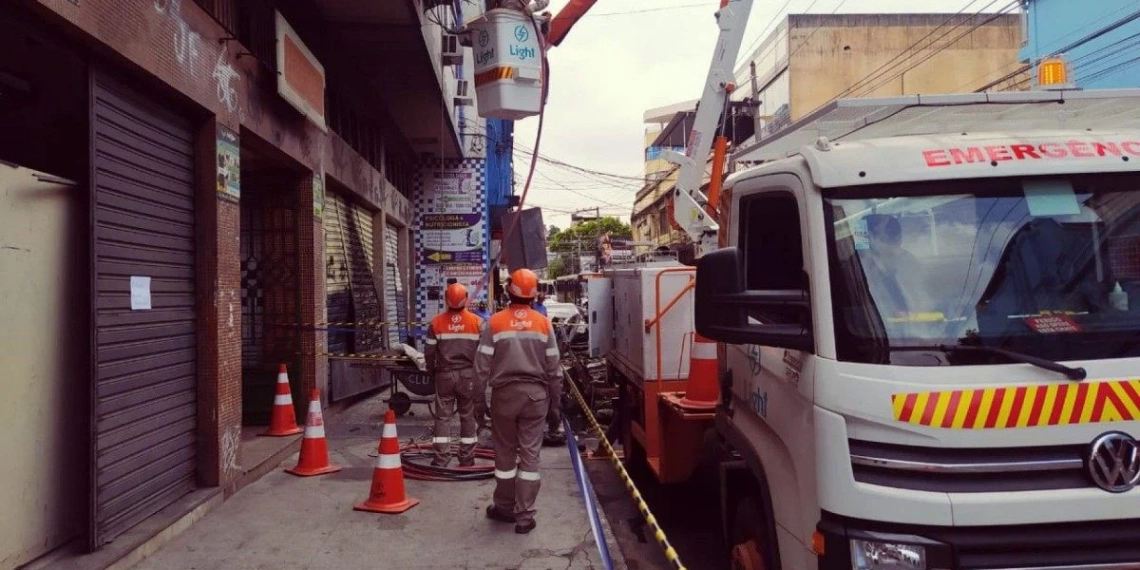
<box><xmin>424</xmin><ymin>283</ymin><xmax>485</xmax><ymax>467</ymax></box>
<box><xmin>474</xmin><ymin>268</ymin><xmax>563</xmax><ymax>534</ymax></box>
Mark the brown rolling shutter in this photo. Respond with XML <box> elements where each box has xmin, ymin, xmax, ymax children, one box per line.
<box><xmin>323</xmin><ymin>192</ymin><xmax>352</xmax><ymax>354</ymax></box>
<box><xmin>383</xmin><ymin>225</ymin><xmax>407</xmax><ymax>347</ymax></box>
<box><xmin>90</xmin><ymin>71</ymin><xmax>197</xmax><ymax>547</ymax></box>
<box><xmin>324</xmin><ymin>192</ymin><xmax>382</xmax><ymax>352</ymax></box>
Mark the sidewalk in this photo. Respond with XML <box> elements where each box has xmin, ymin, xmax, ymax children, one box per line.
<box><xmin>127</xmin><ymin>394</ymin><xmax>625</xmax><ymax>570</ymax></box>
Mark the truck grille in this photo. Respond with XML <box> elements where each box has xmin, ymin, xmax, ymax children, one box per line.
<box><xmin>848</xmin><ymin>438</ymin><xmax>1091</xmax><ymax>492</ymax></box>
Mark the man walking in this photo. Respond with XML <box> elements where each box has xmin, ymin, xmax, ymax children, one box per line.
<box><xmin>474</xmin><ymin>268</ymin><xmax>563</xmax><ymax>534</ymax></box>
<box><xmin>424</xmin><ymin>283</ymin><xmax>484</xmax><ymax>467</ymax></box>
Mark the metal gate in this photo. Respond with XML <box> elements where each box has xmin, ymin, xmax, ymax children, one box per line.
<box><xmin>240</xmin><ymin>180</ymin><xmax>300</xmax><ymax>424</ymax></box>
<box><xmin>383</xmin><ymin>225</ymin><xmax>406</xmax><ymax>347</ymax></box>
<box><xmin>90</xmin><ymin>71</ymin><xmax>197</xmax><ymax>548</ymax></box>
<box><xmin>324</xmin><ymin>192</ymin><xmax>382</xmax><ymax>352</ymax></box>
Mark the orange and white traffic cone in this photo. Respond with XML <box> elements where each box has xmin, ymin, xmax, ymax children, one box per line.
<box><xmin>354</xmin><ymin>409</ymin><xmax>419</xmax><ymax>514</ymax></box>
<box><xmin>262</xmin><ymin>364</ymin><xmax>303</xmax><ymax>437</ymax></box>
<box><xmin>286</xmin><ymin>389</ymin><xmax>341</xmax><ymax>477</ymax></box>
<box><xmin>679</xmin><ymin>333</ymin><xmax>719</xmax><ymax>410</ymax></box>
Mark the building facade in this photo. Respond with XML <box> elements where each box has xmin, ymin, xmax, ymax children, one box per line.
<box><xmin>631</xmin><ymin>12</ymin><xmax>1025</xmax><ymax>257</ymax></box>
<box><xmin>0</xmin><ymin>0</ymin><xmax>484</xmax><ymax>566</ymax></box>
<box><xmin>1019</xmin><ymin>0</ymin><xmax>1140</xmax><ymax>89</ymax></box>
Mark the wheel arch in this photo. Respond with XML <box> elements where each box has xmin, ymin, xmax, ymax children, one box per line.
<box><xmin>717</xmin><ymin>413</ymin><xmax>783</xmax><ymax>570</ymax></box>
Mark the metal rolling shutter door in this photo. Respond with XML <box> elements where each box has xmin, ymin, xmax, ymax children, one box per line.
<box><xmin>91</xmin><ymin>72</ymin><xmax>197</xmax><ymax>547</ymax></box>
<box><xmin>325</xmin><ymin>193</ymin><xmax>382</xmax><ymax>352</ymax></box>
<box><xmin>348</xmin><ymin>204</ymin><xmax>383</xmax><ymax>351</ymax></box>
<box><xmin>384</xmin><ymin>225</ymin><xmax>402</xmax><ymax>347</ymax></box>
<box><xmin>324</xmin><ymin>193</ymin><xmax>351</xmax><ymax>354</ymax></box>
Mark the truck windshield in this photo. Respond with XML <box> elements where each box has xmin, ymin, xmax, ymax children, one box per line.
<box><xmin>824</xmin><ymin>173</ymin><xmax>1140</xmax><ymax>366</ymax></box>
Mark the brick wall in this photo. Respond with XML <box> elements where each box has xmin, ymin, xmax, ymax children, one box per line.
<box><xmin>296</xmin><ymin>173</ymin><xmax>328</xmax><ymax>401</ymax></box>
<box><xmin>193</xmin><ymin>119</ymin><xmax>243</xmax><ymax>488</ymax></box>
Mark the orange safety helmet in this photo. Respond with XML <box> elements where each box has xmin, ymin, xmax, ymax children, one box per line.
<box><xmin>444</xmin><ymin>283</ymin><xmax>469</xmax><ymax>310</ymax></box>
<box><xmin>507</xmin><ymin>268</ymin><xmax>539</xmax><ymax>300</ymax></box>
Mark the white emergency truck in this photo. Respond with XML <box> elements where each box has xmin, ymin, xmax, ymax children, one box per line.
<box><xmin>699</xmin><ymin>90</ymin><xmax>1140</xmax><ymax>570</ymax></box>
<box><xmin>465</xmin><ymin>2</ymin><xmax>1140</xmax><ymax>569</ymax></box>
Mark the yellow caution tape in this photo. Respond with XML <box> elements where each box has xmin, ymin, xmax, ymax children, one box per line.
<box><xmin>564</xmin><ymin>369</ymin><xmax>687</xmax><ymax>570</ymax></box>
<box><xmin>274</xmin><ymin>321</ymin><xmax>431</xmax><ymax>327</ymax></box>
<box><xmin>318</xmin><ymin>352</ymin><xmax>411</xmax><ymax>361</ymax></box>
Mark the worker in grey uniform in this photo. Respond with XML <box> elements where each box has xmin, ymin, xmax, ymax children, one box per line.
<box><xmin>474</xmin><ymin>268</ymin><xmax>563</xmax><ymax>534</ymax></box>
<box><xmin>425</xmin><ymin>283</ymin><xmax>484</xmax><ymax>467</ymax></box>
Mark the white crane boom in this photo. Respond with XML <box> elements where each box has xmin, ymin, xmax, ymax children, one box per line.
<box><xmin>659</xmin><ymin>0</ymin><xmax>755</xmax><ymax>257</ymax></box>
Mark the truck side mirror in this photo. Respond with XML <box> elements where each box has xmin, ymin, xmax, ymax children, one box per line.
<box><xmin>695</xmin><ymin>247</ymin><xmax>814</xmax><ymax>352</ymax></box>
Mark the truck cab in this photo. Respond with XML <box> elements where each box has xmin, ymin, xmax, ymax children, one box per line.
<box><xmin>696</xmin><ymin>91</ymin><xmax>1140</xmax><ymax>570</ymax></box>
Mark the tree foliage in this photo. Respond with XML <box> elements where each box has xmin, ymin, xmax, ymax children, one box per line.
<box><xmin>546</xmin><ymin>217</ymin><xmax>632</xmax><ymax>254</ymax></box>
<box><xmin>546</xmin><ymin>256</ymin><xmax>568</xmax><ymax>279</ymax></box>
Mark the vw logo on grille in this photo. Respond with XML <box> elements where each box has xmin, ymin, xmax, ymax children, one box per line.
<box><xmin>1086</xmin><ymin>431</ymin><xmax>1140</xmax><ymax>493</ymax></box>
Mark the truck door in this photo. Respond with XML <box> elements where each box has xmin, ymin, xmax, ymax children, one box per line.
<box><xmin>723</xmin><ymin>173</ymin><xmax>818</xmax><ymax>570</ymax></box>
<box><xmin>586</xmin><ymin>276</ymin><xmax>613</xmax><ymax>358</ymax></box>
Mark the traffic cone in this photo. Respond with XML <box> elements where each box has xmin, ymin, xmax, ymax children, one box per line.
<box><xmin>679</xmin><ymin>333</ymin><xmax>719</xmax><ymax>410</ymax></box>
<box><xmin>262</xmin><ymin>364</ymin><xmax>303</xmax><ymax>437</ymax></box>
<box><xmin>286</xmin><ymin>389</ymin><xmax>341</xmax><ymax>477</ymax></box>
<box><xmin>354</xmin><ymin>409</ymin><xmax>419</xmax><ymax>514</ymax></box>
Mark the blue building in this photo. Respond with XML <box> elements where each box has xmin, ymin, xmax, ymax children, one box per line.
<box><xmin>1020</xmin><ymin>0</ymin><xmax>1140</xmax><ymax>88</ymax></box>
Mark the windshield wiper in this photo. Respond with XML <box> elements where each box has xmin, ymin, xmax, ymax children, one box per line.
<box><xmin>888</xmin><ymin>344</ymin><xmax>1087</xmax><ymax>381</ymax></box>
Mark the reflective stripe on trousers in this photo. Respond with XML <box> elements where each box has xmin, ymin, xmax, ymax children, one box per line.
<box><xmin>490</xmin><ymin>382</ymin><xmax>548</xmax><ymax>524</ymax></box>
<box><xmin>432</xmin><ymin>369</ymin><xmax>479</xmax><ymax>464</ymax></box>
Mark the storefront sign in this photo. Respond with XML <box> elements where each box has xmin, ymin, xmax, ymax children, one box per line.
<box><xmin>313</xmin><ymin>172</ymin><xmax>325</xmax><ymax>220</ymax></box>
<box><xmin>215</xmin><ymin>125</ymin><xmax>240</xmax><ymax>201</ymax></box>
<box><xmin>275</xmin><ymin>11</ymin><xmax>327</xmax><ymax>131</ymax></box>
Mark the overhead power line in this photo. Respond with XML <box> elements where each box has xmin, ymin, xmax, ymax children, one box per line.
<box><xmin>844</xmin><ymin>1</ymin><xmax>1021</xmax><ymax>100</ymax></box>
<box><xmin>827</xmin><ymin>0</ymin><xmax>990</xmax><ymax>101</ymax></box>
<box><xmin>513</xmin><ymin>145</ymin><xmax>646</xmax><ymax>182</ymax></box>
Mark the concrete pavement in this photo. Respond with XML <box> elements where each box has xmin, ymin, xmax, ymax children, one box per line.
<box><xmin>126</xmin><ymin>394</ymin><xmax>626</xmax><ymax>570</ymax></box>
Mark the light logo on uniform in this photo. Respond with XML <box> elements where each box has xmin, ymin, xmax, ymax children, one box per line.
<box><xmin>447</xmin><ymin>314</ymin><xmax>465</xmax><ymax>332</ymax></box>
<box><xmin>514</xmin><ymin>310</ymin><xmax>527</xmax><ymax>318</ymax></box>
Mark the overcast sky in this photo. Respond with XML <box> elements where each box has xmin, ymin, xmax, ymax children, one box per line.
<box><xmin>508</xmin><ymin>0</ymin><xmax>1002</xmax><ymax>229</ymax></box>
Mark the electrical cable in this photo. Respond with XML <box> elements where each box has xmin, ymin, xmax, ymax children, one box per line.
<box><xmin>399</xmin><ymin>442</ymin><xmax>497</xmax><ymax>481</ymax></box>
<box><xmin>735</xmin><ymin>0</ymin><xmax>799</xmax><ymax>69</ymax></box>
<box><xmin>984</xmin><ymin>22</ymin><xmax>1140</xmax><ymax>92</ymax></box>
<box><xmin>845</xmin><ymin>1</ymin><xmax>1021</xmax><ymax>100</ymax></box>
<box><xmin>964</xmin><ymin>2</ymin><xmax>1140</xmax><ymax>92</ymax></box>
<box><xmin>828</xmin><ymin>0</ymin><xmax>992</xmax><ymax>101</ymax></box>
<box><xmin>513</xmin><ymin>144</ymin><xmax>646</xmax><ymax>181</ymax></box>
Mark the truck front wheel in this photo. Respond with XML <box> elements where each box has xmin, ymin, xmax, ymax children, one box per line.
<box><xmin>730</xmin><ymin>496</ymin><xmax>768</xmax><ymax>570</ymax></box>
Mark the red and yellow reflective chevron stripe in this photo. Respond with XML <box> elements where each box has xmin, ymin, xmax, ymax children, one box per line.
<box><xmin>891</xmin><ymin>380</ymin><xmax>1140</xmax><ymax>429</ymax></box>
<box><xmin>474</xmin><ymin>66</ymin><xmax>516</xmax><ymax>88</ymax></box>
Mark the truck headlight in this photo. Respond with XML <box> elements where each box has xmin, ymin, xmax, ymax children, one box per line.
<box><xmin>850</xmin><ymin>538</ymin><xmax>927</xmax><ymax>570</ymax></box>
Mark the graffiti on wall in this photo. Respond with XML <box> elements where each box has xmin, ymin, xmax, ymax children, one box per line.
<box><xmin>153</xmin><ymin>0</ymin><xmax>243</xmax><ymax>117</ymax></box>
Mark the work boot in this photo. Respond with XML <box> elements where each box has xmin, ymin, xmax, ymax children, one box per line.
<box><xmin>458</xmin><ymin>458</ymin><xmax>476</xmax><ymax>467</ymax></box>
<box><xmin>486</xmin><ymin>505</ymin><xmax>515</xmax><ymax>523</ymax></box>
<box><xmin>431</xmin><ymin>457</ymin><xmax>451</xmax><ymax>468</ymax></box>
<box><xmin>514</xmin><ymin>519</ymin><xmax>537</xmax><ymax>534</ymax></box>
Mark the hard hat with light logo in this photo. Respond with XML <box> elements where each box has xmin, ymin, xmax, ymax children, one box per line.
<box><xmin>444</xmin><ymin>283</ymin><xmax>469</xmax><ymax>310</ymax></box>
<box><xmin>507</xmin><ymin>268</ymin><xmax>539</xmax><ymax>300</ymax></box>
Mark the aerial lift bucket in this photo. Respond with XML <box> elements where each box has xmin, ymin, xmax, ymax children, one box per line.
<box><xmin>468</xmin><ymin>8</ymin><xmax>544</xmax><ymax>120</ymax></box>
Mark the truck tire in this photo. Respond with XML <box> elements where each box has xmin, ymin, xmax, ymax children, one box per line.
<box><xmin>730</xmin><ymin>495</ymin><xmax>769</xmax><ymax>570</ymax></box>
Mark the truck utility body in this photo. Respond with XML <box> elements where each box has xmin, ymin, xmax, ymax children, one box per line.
<box><xmin>688</xmin><ymin>89</ymin><xmax>1140</xmax><ymax>570</ymax></box>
